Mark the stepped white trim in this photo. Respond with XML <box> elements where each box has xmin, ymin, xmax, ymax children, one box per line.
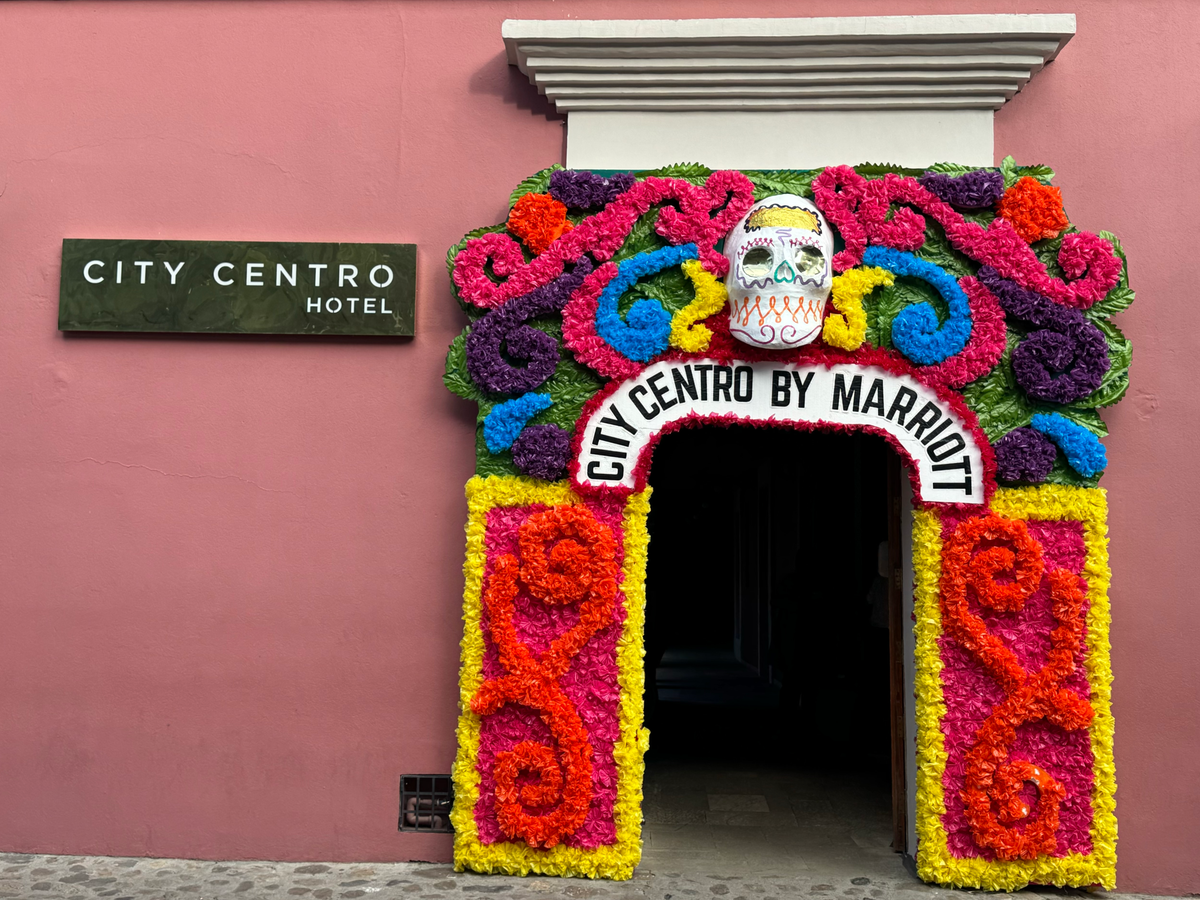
<box><xmin>503</xmin><ymin>15</ymin><xmax>1074</xmax><ymax>112</ymax></box>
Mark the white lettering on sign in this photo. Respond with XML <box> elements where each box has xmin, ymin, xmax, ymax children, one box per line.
<box><xmin>370</xmin><ymin>265</ymin><xmax>393</xmax><ymax>288</ymax></box>
<box><xmin>574</xmin><ymin>359</ymin><xmax>986</xmax><ymax>504</ymax></box>
<box><xmin>303</xmin><ymin>297</ymin><xmax>395</xmax><ymax>315</ymax></box>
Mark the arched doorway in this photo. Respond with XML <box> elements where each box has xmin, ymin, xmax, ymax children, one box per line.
<box><xmin>642</xmin><ymin>425</ymin><xmax>901</xmax><ymax>876</ymax></box>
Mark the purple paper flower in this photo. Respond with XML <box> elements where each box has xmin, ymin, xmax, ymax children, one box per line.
<box><xmin>465</xmin><ymin>259</ymin><xmax>594</xmax><ymax>394</ymax></box>
<box><xmin>511</xmin><ymin>424</ymin><xmax>572</xmax><ymax>481</ymax></box>
<box><xmin>549</xmin><ymin>170</ymin><xmax>636</xmax><ymax>210</ymax></box>
<box><xmin>993</xmin><ymin>426</ymin><xmax>1058</xmax><ymax>483</ymax></box>
<box><xmin>919</xmin><ymin>169</ymin><xmax>1005</xmax><ymax>209</ymax></box>
<box><xmin>976</xmin><ymin>266</ymin><xmax>1110</xmax><ymax>403</ymax></box>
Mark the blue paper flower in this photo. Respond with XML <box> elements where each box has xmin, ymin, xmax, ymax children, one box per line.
<box><xmin>483</xmin><ymin>392</ymin><xmax>554</xmax><ymax>453</ymax></box>
<box><xmin>596</xmin><ymin>243</ymin><xmax>698</xmax><ymax>362</ymax></box>
<box><xmin>863</xmin><ymin>246</ymin><xmax>973</xmax><ymax>365</ymax></box>
<box><xmin>1030</xmin><ymin>412</ymin><xmax>1108</xmax><ymax>477</ymax></box>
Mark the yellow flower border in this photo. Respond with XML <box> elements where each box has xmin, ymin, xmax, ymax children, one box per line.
<box><xmin>451</xmin><ymin>475</ymin><xmax>651</xmax><ymax>880</ymax></box>
<box><xmin>913</xmin><ymin>484</ymin><xmax>1116</xmax><ymax>890</ymax></box>
<box><xmin>668</xmin><ymin>259</ymin><xmax>728</xmax><ymax>353</ymax></box>
<box><xmin>822</xmin><ymin>265</ymin><xmax>893</xmax><ymax>351</ymax></box>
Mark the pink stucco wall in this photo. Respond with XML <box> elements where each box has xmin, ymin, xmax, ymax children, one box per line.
<box><xmin>0</xmin><ymin>0</ymin><xmax>1195</xmax><ymax>894</ymax></box>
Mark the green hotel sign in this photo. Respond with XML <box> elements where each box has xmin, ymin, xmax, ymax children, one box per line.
<box><xmin>59</xmin><ymin>239</ymin><xmax>415</xmax><ymax>336</ymax></box>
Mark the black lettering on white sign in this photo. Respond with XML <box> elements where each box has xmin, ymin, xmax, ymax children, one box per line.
<box><xmin>574</xmin><ymin>359</ymin><xmax>985</xmax><ymax>504</ymax></box>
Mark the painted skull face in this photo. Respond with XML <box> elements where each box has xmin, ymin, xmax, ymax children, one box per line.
<box><xmin>723</xmin><ymin>194</ymin><xmax>833</xmax><ymax>349</ymax></box>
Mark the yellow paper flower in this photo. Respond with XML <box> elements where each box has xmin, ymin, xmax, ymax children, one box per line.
<box><xmin>668</xmin><ymin>259</ymin><xmax>728</xmax><ymax>352</ymax></box>
<box><xmin>822</xmin><ymin>265</ymin><xmax>892</xmax><ymax>350</ymax></box>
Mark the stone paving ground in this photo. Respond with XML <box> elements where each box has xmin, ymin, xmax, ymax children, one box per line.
<box><xmin>0</xmin><ymin>853</ymin><xmax>1168</xmax><ymax>900</ymax></box>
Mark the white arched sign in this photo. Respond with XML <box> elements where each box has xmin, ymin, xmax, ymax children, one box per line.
<box><xmin>574</xmin><ymin>359</ymin><xmax>986</xmax><ymax>505</ymax></box>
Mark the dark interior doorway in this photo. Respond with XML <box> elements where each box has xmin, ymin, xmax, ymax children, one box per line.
<box><xmin>641</xmin><ymin>425</ymin><xmax>905</xmax><ymax>875</ymax></box>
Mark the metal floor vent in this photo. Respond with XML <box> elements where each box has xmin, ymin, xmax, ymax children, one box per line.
<box><xmin>398</xmin><ymin>774</ymin><xmax>454</xmax><ymax>833</ymax></box>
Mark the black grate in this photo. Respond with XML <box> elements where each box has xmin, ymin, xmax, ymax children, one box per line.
<box><xmin>398</xmin><ymin>774</ymin><xmax>454</xmax><ymax>833</ymax></box>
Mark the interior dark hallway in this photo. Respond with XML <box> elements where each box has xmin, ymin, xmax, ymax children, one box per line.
<box><xmin>641</xmin><ymin>425</ymin><xmax>903</xmax><ymax>876</ymax></box>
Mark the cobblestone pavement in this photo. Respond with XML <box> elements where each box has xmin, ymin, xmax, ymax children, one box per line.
<box><xmin>0</xmin><ymin>853</ymin><xmax>1165</xmax><ymax>900</ymax></box>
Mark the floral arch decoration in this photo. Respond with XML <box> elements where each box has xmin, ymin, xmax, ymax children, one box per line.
<box><xmin>444</xmin><ymin>161</ymin><xmax>1129</xmax><ymax>888</ymax></box>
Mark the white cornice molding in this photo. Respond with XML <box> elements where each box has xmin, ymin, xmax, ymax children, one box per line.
<box><xmin>502</xmin><ymin>15</ymin><xmax>1075</xmax><ymax>112</ymax></box>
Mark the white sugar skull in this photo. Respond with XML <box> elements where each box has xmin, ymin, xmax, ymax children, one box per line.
<box><xmin>723</xmin><ymin>194</ymin><xmax>833</xmax><ymax>349</ymax></box>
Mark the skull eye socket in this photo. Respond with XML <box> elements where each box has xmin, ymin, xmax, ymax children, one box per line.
<box><xmin>796</xmin><ymin>246</ymin><xmax>825</xmax><ymax>277</ymax></box>
<box><xmin>742</xmin><ymin>246</ymin><xmax>774</xmax><ymax>278</ymax></box>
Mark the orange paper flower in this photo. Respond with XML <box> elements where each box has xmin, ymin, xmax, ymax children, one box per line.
<box><xmin>939</xmin><ymin>512</ymin><xmax>1094</xmax><ymax>861</ymax></box>
<box><xmin>508</xmin><ymin>192</ymin><xmax>574</xmax><ymax>255</ymax></box>
<box><xmin>997</xmin><ymin>177</ymin><xmax>1070</xmax><ymax>243</ymax></box>
<box><xmin>471</xmin><ymin>504</ymin><xmax>619</xmax><ymax>849</ymax></box>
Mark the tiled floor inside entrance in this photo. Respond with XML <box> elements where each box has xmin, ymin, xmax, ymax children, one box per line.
<box><xmin>640</xmin><ymin>759</ymin><xmax>902</xmax><ymax>879</ymax></box>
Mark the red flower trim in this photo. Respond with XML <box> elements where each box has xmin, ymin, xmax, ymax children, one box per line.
<box><xmin>940</xmin><ymin>513</ymin><xmax>1095</xmax><ymax>860</ymax></box>
<box><xmin>471</xmin><ymin>505</ymin><xmax>620</xmax><ymax>849</ymax></box>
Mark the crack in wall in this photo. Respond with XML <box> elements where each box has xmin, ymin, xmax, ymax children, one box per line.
<box><xmin>66</xmin><ymin>457</ymin><xmax>296</xmax><ymax>495</ymax></box>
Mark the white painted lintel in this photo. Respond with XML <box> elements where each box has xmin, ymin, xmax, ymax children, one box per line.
<box><xmin>504</xmin><ymin>14</ymin><xmax>1074</xmax><ymax>170</ymax></box>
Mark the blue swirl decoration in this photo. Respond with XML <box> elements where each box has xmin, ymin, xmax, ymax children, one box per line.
<box><xmin>862</xmin><ymin>246</ymin><xmax>973</xmax><ymax>365</ymax></box>
<box><xmin>596</xmin><ymin>243</ymin><xmax>698</xmax><ymax>362</ymax></box>
<box><xmin>483</xmin><ymin>392</ymin><xmax>554</xmax><ymax>453</ymax></box>
<box><xmin>1030</xmin><ymin>413</ymin><xmax>1108</xmax><ymax>477</ymax></box>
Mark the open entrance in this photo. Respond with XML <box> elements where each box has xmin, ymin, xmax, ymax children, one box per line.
<box><xmin>643</xmin><ymin>425</ymin><xmax>906</xmax><ymax>876</ymax></box>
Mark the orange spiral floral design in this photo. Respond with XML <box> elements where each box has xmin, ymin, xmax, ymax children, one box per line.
<box><xmin>940</xmin><ymin>513</ymin><xmax>1094</xmax><ymax>861</ymax></box>
<box><xmin>471</xmin><ymin>505</ymin><xmax>619</xmax><ymax>849</ymax></box>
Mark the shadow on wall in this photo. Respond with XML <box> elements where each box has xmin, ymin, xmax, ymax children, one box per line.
<box><xmin>468</xmin><ymin>50</ymin><xmax>562</xmax><ymax>122</ymax></box>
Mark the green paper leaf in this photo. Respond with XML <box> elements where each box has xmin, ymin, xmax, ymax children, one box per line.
<box><xmin>1043</xmin><ymin>453</ymin><xmax>1101</xmax><ymax>488</ymax></box>
<box><xmin>1015</xmin><ymin>164</ymin><xmax>1055</xmax><ymax>184</ymax></box>
<box><xmin>1098</xmin><ymin>229</ymin><xmax>1131</xmax><ymax>291</ymax></box>
<box><xmin>1000</xmin><ymin>155</ymin><xmax>1019</xmax><ymax>189</ymax></box>
<box><xmin>627</xmin><ymin>265</ymin><xmax>694</xmax><ymax>316</ymax></box>
<box><xmin>925</xmin><ymin>162</ymin><xmax>977</xmax><ymax>177</ymax></box>
<box><xmin>864</xmin><ymin>279</ymin><xmax>938</xmax><ymax>350</ymax></box>
<box><xmin>1086</xmin><ymin>285</ymin><xmax>1135</xmax><ymax>320</ymax></box>
<box><xmin>444</xmin><ymin>330</ymin><xmax>486</xmax><ymax>402</ymax></box>
<box><xmin>509</xmin><ymin>164</ymin><xmax>564</xmax><ymax>207</ymax></box>
<box><xmin>916</xmin><ymin>221</ymin><xmax>975</xmax><ymax>278</ymax></box>
<box><xmin>1032</xmin><ymin>232</ymin><xmax>1068</xmax><ymax>281</ymax></box>
<box><xmin>475</xmin><ymin>426</ymin><xmax>520</xmax><ymax>478</ymax></box>
<box><xmin>612</xmin><ymin>212</ymin><xmax>666</xmax><ymax>262</ymax></box>
<box><xmin>1067</xmin><ymin>318</ymin><xmax>1133</xmax><ymax>409</ymax></box>
<box><xmin>743</xmin><ymin>169</ymin><xmax>816</xmax><ymax>201</ymax></box>
<box><xmin>962</xmin><ymin>334</ymin><xmax>1035</xmax><ymax>441</ymax></box>
<box><xmin>1097</xmin><ymin>318</ymin><xmax>1132</xmax><ymax>375</ymax></box>
<box><xmin>635</xmin><ymin>162</ymin><xmax>712</xmax><ymax>185</ymax></box>
<box><xmin>1052</xmin><ymin>406</ymin><xmax>1108</xmax><ymax>438</ymax></box>
<box><xmin>1069</xmin><ymin>371</ymin><xmax>1129</xmax><ymax>410</ymax></box>
<box><xmin>853</xmin><ymin>162</ymin><xmax>926</xmax><ymax>177</ymax></box>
